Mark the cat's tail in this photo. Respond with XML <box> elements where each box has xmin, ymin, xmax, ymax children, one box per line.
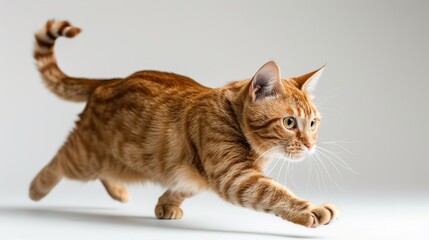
<box><xmin>34</xmin><ymin>20</ymin><xmax>115</xmax><ymax>102</ymax></box>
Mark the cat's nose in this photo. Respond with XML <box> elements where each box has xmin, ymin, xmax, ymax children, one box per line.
<box><xmin>304</xmin><ymin>142</ymin><xmax>313</xmax><ymax>149</ymax></box>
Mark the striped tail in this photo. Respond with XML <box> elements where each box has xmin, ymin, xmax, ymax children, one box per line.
<box><xmin>34</xmin><ymin>20</ymin><xmax>114</xmax><ymax>102</ymax></box>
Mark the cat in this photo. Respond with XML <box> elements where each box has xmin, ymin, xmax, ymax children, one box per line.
<box><xmin>30</xmin><ymin>19</ymin><xmax>338</xmax><ymax>228</ymax></box>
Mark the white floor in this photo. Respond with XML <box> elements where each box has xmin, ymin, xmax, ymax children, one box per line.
<box><xmin>1</xmin><ymin>184</ymin><xmax>427</xmax><ymax>240</ymax></box>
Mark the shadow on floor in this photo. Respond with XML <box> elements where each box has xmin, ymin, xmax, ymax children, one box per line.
<box><xmin>0</xmin><ymin>206</ymin><xmax>322</xmax><ymax>239</ymax></box>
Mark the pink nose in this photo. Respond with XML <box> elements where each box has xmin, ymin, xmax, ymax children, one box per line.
<box><xmin>304</xmin><ymin>143</ymin><xmax>313</xmax><ymax>149</ymax></box>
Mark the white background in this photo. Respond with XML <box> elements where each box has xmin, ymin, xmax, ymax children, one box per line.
<box><xmin>1</xmin><ymin>0</ymin><xmax>428</xmax><ymax>239</ymax></box>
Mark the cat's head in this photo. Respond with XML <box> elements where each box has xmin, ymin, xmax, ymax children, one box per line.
<box><xmin>242</xmin><ymin>61</ymin><xmax>324</xmax><ymax>162</ymax></box>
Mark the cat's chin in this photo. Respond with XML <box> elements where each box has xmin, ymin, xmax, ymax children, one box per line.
<box><xmin>286</xmin><ymin>154</ymin><xmax>306</xmax><ymax>162</ymax></box>
<box><xmin>288</xmin><ymin>146</ymin><xmax>316</xmax><ymax>162</ymax></box>
<box><xmin>265</xmin><ymin>149</ymin><xmax>307</xmax><ymax>162</ymax></box>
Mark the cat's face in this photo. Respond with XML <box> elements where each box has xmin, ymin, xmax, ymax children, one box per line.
<box><xmin>243</xmin><ymin>61</ymin><xmax>324</xmax><ymax>162</ymax></box>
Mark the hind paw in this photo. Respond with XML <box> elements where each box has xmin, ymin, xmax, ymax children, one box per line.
<box><xmin>29</xmin><ymin>186</ymin><xmax>47</xmax><ymax>201</ymax></box>
<box><xmin>101</xmin><ymin>179</ymin><xmax>129</xmax><ymax>203</ymax></box>
<box><xmin>155</xmin><ymin>204</ymin><xmax>183</xmax><ymax>220</ymax></box>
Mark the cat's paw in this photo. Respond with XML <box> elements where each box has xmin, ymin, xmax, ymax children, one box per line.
<box><xmin>29</xmin><ymin>187</ymin><xmax>47</xmax><ymax>201</ymax></box>
<box><xmin>155</xmin><ymin>203</ymin><xmax>183</xmax><ymax>220</ymax></box>
<box><xmin>308</xmin><ymin>203</ymin><xmax>339</xmax><ymax>227</ymax></box>
<box><xmin>101</xmin><ymin>179</ymin><xmax>129</xmax><ymax>203</ymax></box>
<box><xmin>291</xmin><ymin>203</ymin><xmax>339</xmax><ymax>228</ymax></box>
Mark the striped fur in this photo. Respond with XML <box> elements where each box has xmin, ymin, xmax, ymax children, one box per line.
<box><xmin>29</xmin><ymin>20</ymin><xmax>338</xmax><ymax>228</ymax></box>
<box><xmin>34</xmin><ymin>20</ymin><xmax>119</xmax><ymax>102</ymax></box>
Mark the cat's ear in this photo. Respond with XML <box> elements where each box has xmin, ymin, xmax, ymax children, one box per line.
<box><xmin>249</xmin><ymin>61</ymin><xmax>283</xmax><ymax>101</ymax></box>
<box><xmin>292</xmin><ymin>66</ymin><xmax>325</xmax><ymax>97</ymax></box>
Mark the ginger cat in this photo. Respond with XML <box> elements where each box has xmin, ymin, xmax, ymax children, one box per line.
<box><xmin>30</xmin><ymin>20</ymin><xmax>338</xmax><ymax>228</ymax></box>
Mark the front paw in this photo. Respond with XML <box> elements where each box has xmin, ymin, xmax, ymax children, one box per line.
<box><xmin>292</xmin><ymin>203</ymin><xmax>339</xmax><ymax>228</ymax></box>
<box><xmin>309</xmin><ymin>203</ymin><xmax>339</xmax><ymax>227</ymax></box>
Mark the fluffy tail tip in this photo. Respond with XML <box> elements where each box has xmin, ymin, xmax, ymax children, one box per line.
<box><xmin>42</xmin><ymin>19</ymin><xmax>82</xmax><ymax>39</ymax></box>
<box><xmin>63</xmin><ymin>25</ymin><xmax>81</xmax><ymax>38</ymax></box>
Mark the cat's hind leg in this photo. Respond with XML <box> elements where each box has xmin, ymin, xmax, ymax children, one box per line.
<box><xmin>29</xmin><ymin>157</ymin><xmax>63</xmax><ymax>201</ymax></box>
<box><xmin>155</xmin><ymin>190</ymin><xmax>193</xmax><ymax>220</ymax></box>
<box><xmin>100</xmin><ymin>178</ymin><xmax>129</xmax><ymax>202</ymax></box>
<box><xmin>29</xmin><ymin>130</ymin><xmax>102</xmax><ymax>201</ymax></box>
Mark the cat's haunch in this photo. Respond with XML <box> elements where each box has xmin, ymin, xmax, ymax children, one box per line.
<box><xmin>30</xmin><ymin>19</ymin><xmax>338</xmax><ymax>228</ymax></box>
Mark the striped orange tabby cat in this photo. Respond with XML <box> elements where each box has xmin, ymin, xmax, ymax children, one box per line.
<box><xmin>30</xmin><ymin>20</ymin><xmax>338</xmax><ymax>228</ymax></box>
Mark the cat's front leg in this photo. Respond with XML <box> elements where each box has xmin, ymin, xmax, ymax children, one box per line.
<box><xmin>211</xmin><ymin>163</ymin><xmax>338</xmax><ymax>227</ymax></box>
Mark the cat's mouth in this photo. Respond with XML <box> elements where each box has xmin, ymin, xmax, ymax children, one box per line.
<box><xmin>285</xmin><ymin>146</ymin><xmax>316</xmax><ymax>161</ymax></box>
<box><xmin>266</xmin><ymin>146</ymin><xmax>314</xmax><ymax>162</ymax></box>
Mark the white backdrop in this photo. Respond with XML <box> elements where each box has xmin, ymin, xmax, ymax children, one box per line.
<box><xmin>1</xmin><ymin>1</ymin><xmax>428</xmax><ymax>239</ymax></box>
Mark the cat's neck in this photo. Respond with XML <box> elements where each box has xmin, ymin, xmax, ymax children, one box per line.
<box><xmin>222</xmin><ymin>79</ymin><xmax>251</xmax><ymax>120</ymax></box>
<box><xmin>221</xmin><ymin>80</ymin><xmax>278</xmax><ymax>171</ymax></box>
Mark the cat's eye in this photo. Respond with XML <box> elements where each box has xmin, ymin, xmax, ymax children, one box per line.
<box><xmin>283</xmin><ymin>117</ymin><xmax>296</xmax><ymax>129</ymax></box>
<box><xmin>310</xmin><ymin>119</ymin><xmax>317</xmax><ymax>131</ymax></box>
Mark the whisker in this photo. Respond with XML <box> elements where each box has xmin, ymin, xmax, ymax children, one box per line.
<box><xmin>311</xmin><ymin>156</ymin><xmax>322</xmax><ymax>193</ymax></box>
<box><xmin>290</xmin><ymin>157</ymin><xmax>299</xmax><ymax>190</ymax></box>
<box><xmin>315</xmin><ymin>87</ymin><xmax>343</xmax><ymax>100</ymax></box>
<box><xmin>265</xmin><ymin>158</ymin><xmax>280</xmax><ymax>176</ymax></box>
<box><xmin>319</xmin><ymin>141</ymin><xmax>354</xmax><ymax>154</ymax></box>
<box><xmin>305</xmin><ymin>156</ymin><xmax>312</xmax><ymax>191</ymax></box>
<box><xmin>315</xmin><ymin>95</ymin><xmax>337</xmax><ymax>108</ymax></box>
<box><xmin>254</xmin><ymin>146</ymin><xmax>283</xmax><ymax>163</ymax></box>
<box><xmin>316</xmin><ymin>149</ymin><xmax>343</xmax><ymax>180</ymax></box>
<box><xmin>314</xmin><ymin>87</ymin><xmax>343</xmax><ymax>107</ymax></box>
<box><xmin>313</xmin><ymin>156</ymin><xmax>329</xmax><ymax>192</ymax></box>
<box><xmin>319</xmin><ymin>140</ymin><xmax>356</xmax><ymax>144</ymax></box>
<box><xmin>314</xmin><ymin>152</ymin><xmax>346</xmax><ymax>192</ymax></box>
<box><xmin>283</xmin><ymin>154</ymin><xmax>291</xmax><ymax>186</ymax></box>
<box><xmin>317</xmin><ymin>146</ymin><xmax>359</xmax><ymax>175</ymax></box>
<box><xmin>316</xmin><ymin>148</ymin><xmax>357</xmax><ymax>174</ymax></box>
<box><xmin>314</xmin><ymin>95</ymin><xmax>339</xmax><ymax>110</ymax></box>
<box><xmin>276</xmin><ymin>156</ymin><xmax>287</xmax><ymax>183</ymax></box>
<box><xmin>283</xmin><ymin>153</ymin><xmax>296</xmax><ymax>189</ymax></box>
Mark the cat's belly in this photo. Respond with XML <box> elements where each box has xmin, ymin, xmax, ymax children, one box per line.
<box><xmin>165</xmin><ymin>167</ymin><xmax>209</xmax><ymax>195</ymax></box>
<box><xmin>107</xmin><ymin>157</ymin><xmax>209</xmax><ymax>194</ymax></box>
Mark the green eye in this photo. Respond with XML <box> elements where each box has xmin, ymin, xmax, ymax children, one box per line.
<box><xmin>283</xmin><ymin>117</ymin><xmax>296</xmax><ymax>129</ymax></box>
<box><xmin>310</xmin><ymin>119</ymin><xmax>317</xmax><ymax>131</ymax></box>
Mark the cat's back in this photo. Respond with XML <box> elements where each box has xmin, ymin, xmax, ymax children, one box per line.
<box><xmin>128</xmin><ymin>70</ymin><xmax>205</xmax><ymax>89</ymax></box>
<box><xmin>90</xmin><ymin>70</ymin><xmax>209</xmax><ymax>103</ymax></box>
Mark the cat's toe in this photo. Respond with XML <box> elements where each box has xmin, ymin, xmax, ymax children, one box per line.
<box><xmin>311</xmin><ymin>206</ymin><xmax>331</xmax><ymax>225</ymax></box>
<box><xmin>310</xmin><ymin>213</ymin><xmax>318</xmax><ymax>228</ymax></box>
<box><xmin>322</xmin><ymin>203</ymin><xmax>339</xmax><ymax>224</ymax></box>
